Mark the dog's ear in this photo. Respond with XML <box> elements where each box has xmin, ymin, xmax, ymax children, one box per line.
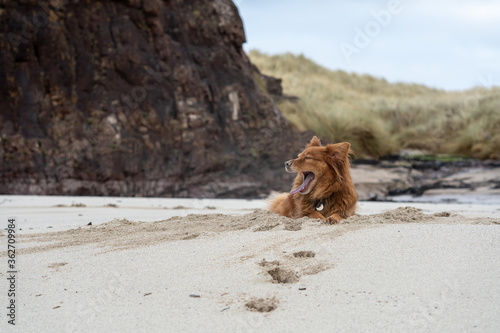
<box><xmin>325</xmin><ymin>142</ymin><xmax>352</xmax><ymax>184</ymax></box>
<box><xmin>325</xmin><ymin>142</ymin><xmax>351</xmax><ymax>161</ymax></box>
<box><xmin>306</xmin><ymin>136</ymin><xmax>322</xmax><ymax>148</ymax></box>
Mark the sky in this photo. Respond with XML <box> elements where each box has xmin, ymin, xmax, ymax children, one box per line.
<box><xmin>236</xmin><ymin>0</ymin><xmax>500</xmax><ymax>91</ymax></box>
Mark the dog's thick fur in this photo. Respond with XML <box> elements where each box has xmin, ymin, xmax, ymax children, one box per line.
<box><xmin>269</xmin><ymin>136</ymin><xmax>357</xmax><ymax>224</ymax></box>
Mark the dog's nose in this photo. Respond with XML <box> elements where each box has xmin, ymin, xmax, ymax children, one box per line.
<box><xmin>284</xmin><ymin>160</ymin><xmax>292</xmax><ymax>168</ymax></box>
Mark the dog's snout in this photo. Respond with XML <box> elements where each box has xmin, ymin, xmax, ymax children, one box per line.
<box><xmin>284</xmin><ymin>160</ymin><xmax>292</xmax><ymax>168</ymax></box>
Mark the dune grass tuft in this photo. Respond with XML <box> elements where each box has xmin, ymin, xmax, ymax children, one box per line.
<box><xmin>249</xmin><ymin>50</ymin><xmax>500</xmax><ymax>159</ymax></box>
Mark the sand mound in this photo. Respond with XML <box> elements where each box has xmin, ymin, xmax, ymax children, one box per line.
<box><xmin>343</xmin><ymin>206</ymin><xmax>499</xmax><ymax>225</ymax></box>
<box><xmin>15</xmin><ymin>207</ymin><xmax>499</xmax><ymax>255</ymax></box>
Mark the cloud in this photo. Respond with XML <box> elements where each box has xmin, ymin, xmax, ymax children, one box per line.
<box><xmin>238</xmin><ymin>0</ymin><xmax>500</xmax><ymax>90</ymax></box>
<box><xmin>442</xmin><ymin>1</ymin><xmax>500</xmax><ymax>24</ymax></box>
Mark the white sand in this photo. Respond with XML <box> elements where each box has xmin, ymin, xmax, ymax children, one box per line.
<box><xmin>1</xmin><ymin>195</ymin><xmax>499</xmax><ymax>332</ymax></box>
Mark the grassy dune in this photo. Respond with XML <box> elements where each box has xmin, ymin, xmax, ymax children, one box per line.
<box><xmin>249</xmin><ymin>50</ymin><xmax>500</xmax><ymax>159</ymax></box>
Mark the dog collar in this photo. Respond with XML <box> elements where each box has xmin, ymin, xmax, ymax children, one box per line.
<box><xmin>315</xmin><ymin>201</ymin><xmax>324</xmax><ymax>212</ymax></box>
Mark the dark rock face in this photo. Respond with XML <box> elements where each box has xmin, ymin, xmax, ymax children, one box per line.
<box><xmin>0</xmin><ymin>0</ymin><xmax>303</xmax><ymax>198</ymax></box>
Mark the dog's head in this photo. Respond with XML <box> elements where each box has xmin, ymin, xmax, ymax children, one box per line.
<box><xmin>285</xmin><ymin>136</ymin><xmax>353</xmax><ymax>196</ymax></box>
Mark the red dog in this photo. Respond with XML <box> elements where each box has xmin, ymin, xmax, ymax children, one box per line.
<box><xmin>269</xmin><ymin>136</ymin><xmax>357</xmax><ymax>223</ymax></box>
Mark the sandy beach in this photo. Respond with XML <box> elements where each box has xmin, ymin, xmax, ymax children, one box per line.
<box><xmin>1</xmin><ymin>195</ymin><xmax>500</xmax><ymax>332</ymax></box>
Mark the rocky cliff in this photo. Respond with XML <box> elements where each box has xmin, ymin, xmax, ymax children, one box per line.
<box><xmin>0</xmin><ymin>0</ymin><xmax>305</xmax><ymax>197</ymax></box>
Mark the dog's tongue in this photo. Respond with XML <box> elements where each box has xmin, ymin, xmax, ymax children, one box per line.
<box><xmin>291</xmin><ymin>173</ymin><xmax>314</xmax><ymax>194</ymax></box>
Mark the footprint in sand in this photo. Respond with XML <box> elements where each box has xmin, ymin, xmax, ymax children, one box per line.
<box><xmin>258</xmin><ymin>251</ymin><xmax>331</xmax><ymax>284</ymax></box>
<box><xmin>293</xmin><ymin>250</ymin><xmax>316</xmax><ymax>258</ymax></box>
<box><xmin>245</xmin><ymin>297</ymin><xmax>279</xmax><ymax>312</ymax></box>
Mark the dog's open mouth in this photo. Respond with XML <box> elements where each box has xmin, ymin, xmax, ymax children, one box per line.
<box><xmin>291</xmin><ymin>172</ymin><xmax>315</xmax><ymax>195</ymax></box>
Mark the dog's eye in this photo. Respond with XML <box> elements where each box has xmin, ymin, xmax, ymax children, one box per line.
<box><xmin>305</xmin><ymin>157</ymin><xmax>311</xmax><ymax>160</ymax></box>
